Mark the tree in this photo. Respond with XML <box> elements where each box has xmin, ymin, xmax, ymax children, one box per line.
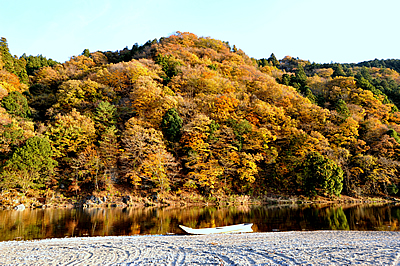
<box><xmin>82</xmin><ymin>49</ymin><xmax>90</xmax><ymax>57</ymax></box>
<box><xmin>72</xmin><ymin>144</ymin><xmax>102</xmax><ymax>191</ymax></box>
<box><xmin>161</xmin><ymin>108</ymin><xmax>182</xmax><ymax>142</ymax></box>
<box><xmin>332</xmin><ymin>64</ymin><xmax>346</xmax><ymax>78</ymax></box>
<box><xmin>293</xmin><ymin>65</ymin><xmax>307</xmax><ymax>88</ymax></box>
<box><xmin>21</xmin><ymin>54</ymin><xmax>59</xmax><ymax>76</ymax></box>
<box><xmin>0</xmin><ymin>122</ymin><xmax>24</xmax><ymax>159</ymax></box>
<box><xmin>1</xmin><ymin>91</ymin><xmax>31</xmax><ymax>118</ymax></box>
<box><xmin>179</xmin><ymin>114</ymin><xmax>223</xmax><ymax>194</ymax></box>
<box><xmin>0</xmin><ymin>37</ymin><xmax>28</xmax><ymax>84</ymax></box>
<box><xmin>53</xmin><ymin>79</ymin><xmax>106</xmax><ymax>112</ymax></box>
<box><xmin>45</xmin><ymin>109</ymin><xmax>96</xmax><ymax>157</ymax></box>
<box><xmin>299</xmin><ymin>152</ymin><xmax>344</xmax><ymax>196</ymax></box>
<box><xmin>98</xmin><ymin>126</ymin><xmax>119</xmax><ymax>183</ymax></box>
<box><xmin>280</xmin><ymin>74</ymin><xmax>291</xmax><ymax>86</ymax></box>
<box><xmin>335</xmin><ymin>99</ymin><xmax>350</xmax><ymax>121</ymax></box>
<box><xmin>0</xmin><ymin>69</ymin><xmax>27</xmax><ymax>93</ymax></box>
<box><xmin>388</xmin><ymin>129</ymin><xmax>400</xmax><ymax>144</ymax></box>
<box><xmin>0</xmin><ymin>37</ymin><xmax>14</xmax><ymax>73</ymax></box>
<box><xmin>120</xmin><ymin>118</ymin><xmax>178</xmax><ymax>191</ymax></box>
<box><xmin>139</xmin><ymin>149</ymin><xmax>178</xmax><ymax>192</ymax></box>
<box><xmin>267</xmin><ymin>53</ymin><xmax>280</xmax><ymax>67</ymax></box>
<box><xmin>227</xmin><ymin>119</ymin><xmax>252</xmax><ymax>151</ymax></box>
<box><xmin>0</xmin><ymin>136</ymin><xmax>57</xmax><ymax>192</ymax></box>
<box><xmin>94</xmin><ymin>101</ymin><xmax>117</xmax><ymax>133</ymax></box>
<box><xmin>155</xmin><ymin>54</ymin><xmax>181</xmax><ymax>84</ymax></box>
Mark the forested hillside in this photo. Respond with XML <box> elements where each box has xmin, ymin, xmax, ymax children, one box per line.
<box><xmin>1</xmin><ymin>32</ymin><xmax>400</xmax><ymax>202</ymax></box>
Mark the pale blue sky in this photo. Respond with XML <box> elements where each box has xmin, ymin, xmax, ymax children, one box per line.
<box><xmin>1</xmin><ymin>0</ymin><xmax>399</xmax><ymax>63</ymax></box>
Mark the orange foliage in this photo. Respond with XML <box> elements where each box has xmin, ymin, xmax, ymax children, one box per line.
<box><xmin>0</xmin><ymin>70</ymin><xmax>27</xmax><ymax>92</ymax></box>
<box><xmin>211</xmin><ymin>94</ymin><xmax>239</xmax><ymax>121</ymax></box>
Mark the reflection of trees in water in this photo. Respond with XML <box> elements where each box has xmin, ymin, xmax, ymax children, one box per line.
<box><xmin>0</xmin><ymin>203</ymin><xmax>399</xmax><ymax>241</ymax></box>
<box><xmin>325</xmin><ymin>207</ymin><xmax>349</xmax><ymax>230</ymax></box>
<box><xmin>346</xmin><ymin>204</ymin><xmax>400</xmax><ymax>231</ymax></box>
<box><xmin>0</xmin><ymin>209</ymin><xmax>75</xmax><ymax>241</ymax></box>
<box><xmin>0</xmin><ymin>206</ymin><xmax>255</xmax><ymax>241</ymax></box>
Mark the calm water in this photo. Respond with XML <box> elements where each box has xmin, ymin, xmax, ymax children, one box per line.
<box><xmin>0</xmin><ymin>203</ymin><xmax>399</xmax><ymax>242</ymax></box>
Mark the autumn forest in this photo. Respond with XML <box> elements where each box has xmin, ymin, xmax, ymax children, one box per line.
<box><xmin>1</xmin><ymin>32</ymin><xmax>400</xmax><ymax>205</ymax></box>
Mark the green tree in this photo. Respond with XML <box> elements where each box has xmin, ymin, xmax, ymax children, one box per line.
<box><xmin>293</xmin><ymin>65</ymin><xmax>307</xmax><ymax>88</ymax></box>
<box><xmin>305</xmin><ymin>88</ymin><xmax>317</xmax><ymax>103</ymax></box>
<box><xmin>332</xmin><ymin>64</ymin><xmax>346</xmax><ymax>78</ymax></box>
<box><xmin>0</xmin><ymin>37</ymin><xmax>28</xmax><ymax>84</ymax></box>
<box><xmin>0</xmin><ymin>122</ymin><xmax>25</xmax><ymax>160</ymax></box>
<box><xmin>267</xmin><ymin>53</ymin><xmax>280</xmax><ymax>67</ymax></box>
<box><xmin>257</xmin><ymin>58</ymin><xmax>269</xmax><ymax>67</ymax></box>
<box><xmin>0</xmin><ymin>136</ymin><xmax>57</xmax><ymax>192</ymax></box>
<box><xmin>82</xmin><ymin>49</ymin><xmax>90</xmax><ymax>57</ymax></box>
<box><xmin>94</xmin><ymin>101</ymin><xmax>117</xmax><ymax>133</ymax></box>
<box><xmin>1</xmin><ymin>91</ymin><xmax>31</xmax><ymax>118</ymax></box>
<box><xmin>0</xmin><ymin>37</ymin><xmax>15</xmax><ymax>74</ymax></box>
<box><xmin>335</xmin><ymin>99</ymin><xmax>350</xmax><ymax>121</ymax></box>
<box><xmin>388</xmin><ymin>129</ymin><xmax>400</xmax><ymax>144</ymax></box>
<box><xmin>20</xmin><ymin>54</ymin><xmax>59</xmax><ymax>76</ymax></box>
<box><xmin>299</xmin><ymin>152</ymin><xmax>344</xmax><ymax>196</ymax></box>
<box><xmin>161</xmin><ymin>108</ymin><xmax>183</xmax><ymax>142</ymax></box>
<box><xmin>227</xmin><ymin>119</ymin><xmax>252</xmax><ymax>151</ymax></box>
<box><xmin>280</xmin><ymin>74</ymin><xmax>291</xmax><ymax>86</ymax></box>
<box><xmin>155</xmin><ymin>54</ymin><xmax>181</xmax><ymax>84</ymax></box>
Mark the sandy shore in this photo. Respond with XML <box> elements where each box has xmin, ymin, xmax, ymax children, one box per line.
<box><xmin>0</xmin><ymin>231</ymin><xmax>399</xmax><ymax>265</ymax></box>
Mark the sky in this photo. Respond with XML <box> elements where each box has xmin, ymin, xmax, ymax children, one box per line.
<box><xmin>1</xmin><ymin>0</ymin><xmax>400</xmax><ymax>64</ymax></box>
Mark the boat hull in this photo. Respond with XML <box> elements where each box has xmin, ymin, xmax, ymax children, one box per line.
<box><xmin>179</xmin><ymin>223</ymin><xmax>253</xmax><ymax>235</ymax></box>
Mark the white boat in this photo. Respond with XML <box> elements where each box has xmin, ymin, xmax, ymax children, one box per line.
<box><xmin>179</xmin><ymin>223</ymin><xmax>253</xmax><ymax>235</ymax></box>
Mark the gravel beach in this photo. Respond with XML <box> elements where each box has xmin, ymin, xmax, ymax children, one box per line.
<box><xmin>0</xmin><ymin>231</ymin><xmax>399</xmax><ymax>265</ymax></box>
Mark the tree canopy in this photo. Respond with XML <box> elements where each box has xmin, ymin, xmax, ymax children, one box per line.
<box><xmin>0</xmin><ymin>32</ymin><xmax>400</xmax><ymax>200</ymax></box>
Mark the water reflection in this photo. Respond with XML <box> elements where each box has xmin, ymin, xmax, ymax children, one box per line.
<box><xmin>0</xmin><ymin>203</ymin><xmax>399</xmax><ymax>241</ymax></box>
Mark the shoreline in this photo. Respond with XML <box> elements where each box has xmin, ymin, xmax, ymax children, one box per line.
<box><xmin>2</xmin><ymin>191</ymin><xmax>399</xmax><ymax>210</ymax></box>
<box><xmin>0</xmin><ymin>231</ymin><xmax>399</xmax><ymax>265</ymax></box>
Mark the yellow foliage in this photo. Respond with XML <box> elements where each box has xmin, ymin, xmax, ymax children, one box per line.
<box><xmin>188</xmin><ymin>160</ymin><xmax>223</xmax><ymax>189</ymax></box>
<box><xmin>0</xmin><ymin>83</ymin><xmax>9</xmax><ymax>99</ymax></box>
<box><xmin>46</xmin><ymin>109</ymin><xmax>96</xmax><ymax>157</ymax></box>
<box><xmin>237</xmin><ymin>153</ymin><xmax>259</xmax><ymax>183</ymax></box>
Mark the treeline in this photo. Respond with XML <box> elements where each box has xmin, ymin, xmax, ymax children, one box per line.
<box><xmin>0</xmin><ymin>32</ymin><xmax>399</xmax><ymax>200</ymax></box>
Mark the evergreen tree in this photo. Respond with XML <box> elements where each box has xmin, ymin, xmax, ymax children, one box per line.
<box><xmin>267</xmin><ymin>53</ymin><xmax>280</xmax><ymax>67</ymax></box>
<box><xmin>257</xmin><ymin>58</ymin><xmax>269</xmax><ymax>67</ymax></box>
<box><xmin>161</xmin><ymin>108</ymin><xmax>183</xmax><ymax>142</ymax></box>
<box><xmin>299</xmin><ymin>152</ymin><xmax>344</xmax><ymax>197</ymax></box>
<box><xmin>1</xmin><ymin>91</ymin><xmax>31</xmax><ymax>118</ymax></box>
<box><xmin>387</xmin><ymin>129</ymin><xmax>400</xmax><ymax>144</ymax></box>
<box><xmin>21</xmin><ymin>54</ymin><xmax>59</xmax><ymax>75</ymax></box>
<box><xmin>227</xmin><ymin>119</ymin><xmax>252</xmax><ymax>151</ymax></box>
<box><xmin>280</xmin><ymin>74</ymin><xmax>291</xmax><ymax>86</ymax></box>
<box><xmin>94</xmin><ymin>101</ymin><xmax>117</xmax><ymax>133</ymax></box>
<box><xmin>335</xmin><ymin>99</ymin><xmax>350</xmax><ymax>121</ymax></box>
<box><xmin>332</xmin><ymin>64</ymin><xmax>346</xmax><ymax>77</ymax></box>
<box><xmin>0</xmin><ymin>137</ymin><xmax>57</xmax><ymax>191</ymax></box>
<box><xmin>0</xmin><ymin>37</ymin><xmax>28</xmax><ymax>84</ymax></box>
<box><xmin>294</xmin><ymin>65</ymin><xmax>307</xmax><ymax>88</ymax></box>
<box><xmin>82</xmin><ymin>49</ymin><xmax>90</xmax><ymax>57</ymax></box>
<box><xmin>155</xmin><ymin>54</ymin><xmax>181</xmax><ymax>84</ymax></box>
<box><xmin>0</xmin><ymin>37</ymin><xmax>14</xmax><ymax>73</ymax></box>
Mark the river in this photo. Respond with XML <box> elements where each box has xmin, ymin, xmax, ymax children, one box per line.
<box><xmin>0</xmin><ymin>203</ymin><xmax>399</xmax><ymax>241</ymax></box>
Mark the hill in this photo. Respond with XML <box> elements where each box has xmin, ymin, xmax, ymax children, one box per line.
<box><xmin>0</xmin><ymin>32</ymin><xmax>399</xmax><ymax>205</ymax></box>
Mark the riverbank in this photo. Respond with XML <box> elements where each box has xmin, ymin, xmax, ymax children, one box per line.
<box><xmin>1</xmin><ymin>189</ymin><xmax>399</xmax><ymax>210</ymax></box>
<box><xmin>0</xmin><ymin>231</ymin><xmax>399</xmax><ymax>265</ymax></box>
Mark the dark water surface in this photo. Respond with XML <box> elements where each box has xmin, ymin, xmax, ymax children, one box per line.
<box><xmin>0</xmin><ymin>203</ymin><xmax>399</xmax><ymax>241</ymax></box>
